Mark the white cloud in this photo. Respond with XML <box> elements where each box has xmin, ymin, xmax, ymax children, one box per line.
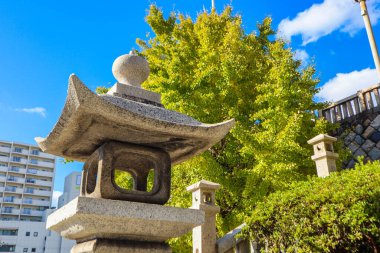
<box><xmin>317</xmin><ymin>68</ymin><xmax>379</xmax><ymax>102</ymax></box>
<box><xmin>278</xmin><ymin>0</ymin><xmax>380</xmax><ymax>45</ymax></box>
<box><xmin>15</xmin><ymin>107</ymin><xmax>46</xmax><ymax>117</ymax></box>
<box><xmin>52</xmin><ymin>190</ymin><xmax>62</xmax><ymax>208</ymax></box>
<box><xmin>294</xmin><ymin>49</ymin><xmax>309</xmax><ymax>63</ymax></box>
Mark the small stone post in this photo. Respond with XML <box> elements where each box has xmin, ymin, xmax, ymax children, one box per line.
<box><xmin>307</xmin><ymin>134</ymin><xmax>339</xmax><ymax>178</ymax></box>
<box><xmin>187</xmin><ymin>180</ymin><xmax>220</xmax><ymax>253</ymax></box>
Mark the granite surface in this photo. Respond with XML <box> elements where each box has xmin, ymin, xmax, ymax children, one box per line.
<box><xmin>35</xmin><ymin>74</ymin><xmax>234</xmax><ymax>164</ymax></box>
<box><xmin>72</xmin><ymin>239</ymin><xmax>171</xmax><ymax>253</ymax></box>
<box><xmin>112</xmin><ymin>53</ymin><xmax>150</xmax><ymax>87</ymax></box>
<box><xmin>47</xmin><ymin>197</ymin><xmax>205</xmax><ymax>242</ymax></box>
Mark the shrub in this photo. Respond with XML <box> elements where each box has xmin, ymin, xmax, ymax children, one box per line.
<box><xmin>246</xmin><ymin>160</ymin><xmax>380</xmax><ymax>252</ymax></box>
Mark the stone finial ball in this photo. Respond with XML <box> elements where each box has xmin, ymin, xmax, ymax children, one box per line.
<box><xmin>112</xmin><ymin>52</ymin><xmax>150</xmax><ymax>87</ymax></box>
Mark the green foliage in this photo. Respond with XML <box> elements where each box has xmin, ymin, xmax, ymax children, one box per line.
<box><xmin>114</xmin><ymin>169</ymin><xmax>134</xmax><ymax>190</ymax></box>
<box><xmin>114</xmin><ymin>169</ymin><xmax>155</xmax><ymax>192</ymax></box>
<box><xmin>137</xmin><ymin>3</ymin><xmax>336</xmax><ymax>232</ymax></box>
<box><xmin>96</xmin><ymin>86</ymin><xmax>110</xmax><ymax>94</ymax></box>
<box><xmin>245</xmin><ymin>160</ymin><xmax>380</xmax><ymax>252</ymax></box>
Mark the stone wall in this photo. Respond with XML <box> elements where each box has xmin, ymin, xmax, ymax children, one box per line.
<box><xmin>333</xmin><ymin>108</ymin><xmax>380</xmax><ymax>168</ymax></box>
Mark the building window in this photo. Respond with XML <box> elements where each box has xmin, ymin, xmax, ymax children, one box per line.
<box><xmin>0</xmin><ymin>163</ymin><xmax>6</xmax><ymax>167</ymax></box>
<box><xmin>0</xmin><ymin>245</ymin><xmax>16</xmax><ymax>252</ymax></box>
<box><xmin>33</xmin><ymin>232</ymin><xmax>38</xmax><ymax>237</ymax></box>
<box><xmin>4</xmin><ymin>196</ymin><xmax>14</xmax><ymax>203</ymax></box>
<box><xmin>12</xmin><ymin>156</ymin><xmax>21</xmax><ymax>162</ymax></box>
<box><xmin>76</xmin><ymin>175</ymin><xmax>81</xmax><ymax>185</ymax></box>
<box><xmin>3</xmin><ymin>207</ymin><xmax>13</xmax><ymax>214</ymax></box>
<box><xmin>31</xmin><ymin>150</ymin><xmax>39</xmax><ymax>155</ymax></box>
<box><xmin>0</xmin><ymin>217</ymin><xmax>17</xmax><ymax>221</ymax></box>
<box><xmin>26</xmin><ymin>178</ymin><xmax>36</xmax><ymax>184</ymax></box>
<box><xmin>31</xmin><ymin>249</ymin><xmax>36</xmax><ymax>253</ymax></box>
<box><xmin>13</xmin><ymin>147</ymin><xmax>22</xmax><ymax>153</ymax></box>
<box><xmin>9</xmin><ymin>166</ymin><xmax>19</xmax><ymax>172</ymax></box>
<box><xmin>30</xmin><ymin>159</ymin><xmax>38</xmax><ymax>165</ymax></box>
<box><xmin>24</xmin><ymin>188</ymin><xmax>34</xmax><ymax>194</ymax></box>
<box><xmin>23</xmin><ymin>198</ymin><xmax>33</xmax><ymax>204</ymax></box>
<box><xmin>7</xmin><ymin>176</ymin><xmax>16</xmax><ymax>182</ymax></box>
<box><xmin>27</xmin><ymin>168</ymin><xmax>38</xmax><ymax>174</ymax></box>
<box><xmin>25</xmin><ymin>231</ymin><xmax>30</xmax><ymax>236</ymax></box>
<box><xmin>5</xmin><ymin>186</ymin><xmax>17</xmax><ymax>192</ymax></box>
<box><xmin>0</xmin><ymin>229</ymin><xmax>18</xmax><ymax>236</ymax></box>
<box><xmin>23</xmin><ymin>248</ymin><xmax>28</xmax><ymax>252</ymax></box>
<box><xmin>7</xmin><ymin>176</ymin><xmax>17</xmax><ymax>182</ymax></box>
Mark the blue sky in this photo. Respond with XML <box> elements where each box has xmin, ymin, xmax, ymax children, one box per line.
<box><xmin>0</xmin><ymin>0</ymin><xmax>379</xmax><ymax>200</ymax></box>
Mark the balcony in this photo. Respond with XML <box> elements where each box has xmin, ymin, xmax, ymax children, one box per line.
<box><xmin>0</xmin><ymin>166</ymin><xmax>7</xmax><ymax>173</ymax></box>
<box><xmin>30</xmin><ymin>150</ymin><xmax>55</xmax><ymax>159</ymax></box>
<box><xmin>0</xmin><ymin>241</ymin><xmax>17</xmax><ymax>253</ymax></box>
<box><xmin>38</xmin><ymin>170</ymin><xmax>54</xmax><ymax>178</ymax></box>
<box><xmin>31</xmin><ymin>160</ymin><xmax>55</xmax><ymax>168</ymax></box>
<box><xmin>27</xmin><ymin>169</ymin><xmax>54</xmax><ymax>178</ymax></box>
<box><xmin>25</xmin><ymin>178</ymin><xmax>52</xmax><ymax>187</ymax></box>
<box><xmin>0</xmin><ymin>156</ymin><xmax>9</xmax><ymax>163</ymax></box>
<box><xmin>22</xmin><ymin>199</ymin><xmax>50</xmax><ymax>207</ymax></box>
<box><xmin>1</xmin><ymin>208</ymin><xmax>20</xmax><ymax>215</ymax></box>
<box><xmin>8</xmin><ymin>166</ymin><xmax>26</xmax><ymax>174</ymax></box>
<box><xmin>25</xmin><ymin>178</ymin><xmax>36</xmax><ymax>184</ymax></box>
<box><xmin>21</xmin><ymin>209</ymin><xmax>44</xmax><ymax>217</ymax></box>
<box><xmin>7</xmin><ymin>177</ymin><xmax>25</xmax><ymax>184</ymax></box>
<box><xmin>35</xmin><ymin>180</ymin><xmax>53</xmax><ymax>187</ymax></box>
<box><xmin>0</xmin><ymin>176</ymin><xmax>6</xmax><ymax>183</ymax></box>
<box><xmin>0</xmin><ymin>146</ymin><xmax>11</xmax><ymax>153</ymax></box>
<box><xmin>12</xmin><ymin>147</ymin><xmax>29</xmax><ymax>156</ymax></box>
<box><xmin>0</xmin><ymin>197</ymin><xmax>22</xmax><ymax>205</ymax></box>
<box><xmin>24</xmin><ymin>189</ymin><xmax>51</xmax><ymax>197</ymax></box>
<box><xmin>9</xmin><ymin>156</ymin><xmax>27</xmax><ymax>165</ymax></box>
<box><xmin>5</xmin><ymin>187</ymin><xmax>23</xmax><ymax>194</ymax></box>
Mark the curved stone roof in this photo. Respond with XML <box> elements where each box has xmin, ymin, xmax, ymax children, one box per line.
<box><xmin>35</xmin><ymin>74</ymin><xmax>235</xmax><ymax>164</ymax></box>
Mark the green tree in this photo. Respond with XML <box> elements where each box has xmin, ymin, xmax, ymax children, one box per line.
<box><xmin>101</xmin><ymin>5</ymin><xmax>343</xmax><ymax>250</ymax></box>
<box><xmin>245</xmin><ymin>160</ymin><xmax>380</xmax><ymax>252</ymax></box>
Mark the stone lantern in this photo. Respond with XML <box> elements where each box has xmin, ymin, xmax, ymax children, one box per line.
<box><xmin>36</xmin><ymin>52</ymin><xmax>234</xmax><ymax>252</ymax></box>
<box><xmin>307</xmin><ymin>134</ymin><xmax>339</xmax><ymax>178</ymax></box>
<box><xmin>187</xmin><ymin>180</ymin><xmax>221</xmax><ymax>253</ymax></box>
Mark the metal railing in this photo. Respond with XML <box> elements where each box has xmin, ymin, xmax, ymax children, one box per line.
<box><xmin>320</xmin><ymin>84</ymin><xmax>380</xmax><ymax>123</ymax></box>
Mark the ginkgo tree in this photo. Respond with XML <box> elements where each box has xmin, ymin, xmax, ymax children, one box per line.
<box><xmin>135</xmin><ymin>1</ymin><xmax>339</xmax><ymax>235</ymax></box>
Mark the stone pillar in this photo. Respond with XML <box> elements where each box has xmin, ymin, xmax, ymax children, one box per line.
<box><xmin>307</xmin><ymin>134</ymin><xmax>339</xmax><ymax>178</ymax></box>
<box><xmin>187</xmin><ymin>180</ymin><xmax>220</xmax><ymax>253</ymax></box>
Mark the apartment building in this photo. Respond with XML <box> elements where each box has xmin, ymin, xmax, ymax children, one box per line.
<box><xmin>0</xmin><ymin>140</ymin><xmax>55</xmax><ymax>222</ymax></box>
<box><xmin>57</xmin><ymin>172</ymin><xmax>81</xmax><ymax>209</ymax></box>
<box><xmin>0</xmin><ymin>140</ymin><xmax>56</xmax><ymax>253</ymax></box>
<box><xmin>45</xmin><ymin>171</ymin><xmax>81</xmax><ymax>253</ymax></box>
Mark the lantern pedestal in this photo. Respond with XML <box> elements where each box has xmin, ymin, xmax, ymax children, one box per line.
<box><xmin>47</xmin><ymin>197</ymin><xmax>204</xmax><ymax>253</ymax></box>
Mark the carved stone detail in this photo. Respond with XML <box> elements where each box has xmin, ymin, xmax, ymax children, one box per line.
<box><xmin>82</xmin><ymin>141</ymin><xmax>171</xmax><ymax>204</ymax></box>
